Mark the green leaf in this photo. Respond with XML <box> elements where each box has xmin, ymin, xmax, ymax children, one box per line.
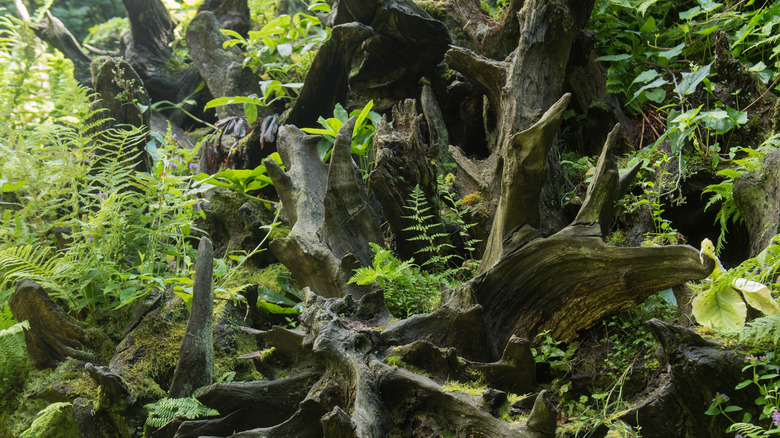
<box><xmin>644</xmin><ymin>88</ymin><xmax>666</xmax><ymax>103</ymax></box>
<box><xmin>680</xmin><ymin>6</ymin><xmax>702</xmax><ymax>20</ymax></box>
<box><xmin>334</xmin><ymin>104</ymin><xmax>348</xmax><ymax>123</ymax></box>
<box><xmin>257</xmin><ymin>287</ymin><xmax>298</xmax><ymax>306</ymax></box>
<box><xmin>692</xmin><ymin>285</ymin><xmax>746</xmax><ymax>332</ymax></box>
<box><xmin>244</xmin><ymin>102</ymin><xmax>258</xmax><ymax>125</ymax></box>
<box><xmin>640</xmin><ymin>16</ymin><xmax>656</xmax><ymax>33</ymax></box>
<box><xmin>657</xmin><ymin>43</ymin><xmax>685</xmax><ymax>61</ymax></box>
<box><xmin>277</xmin><ymin>43</ymin><xmax>293</xmax><ymax>57</ymax></box>
<box><xmin>632</xmin><ymin>69</ymin><xmax>660</xmax><ymax>85</ymax></box>
<box><xmin>733</xmin><ymin>278</ymin><xmax>780</xmax><ymax>316</ymax></box>
<box><xmin>674</xmin><ymin>64</ymin><xmax>712</xmax><ymax>96</ymax></box>
<box><xmin>205</xmin><ymin>95</ymin><xmax>265</xmax><ymax>110</ymax></box>
<box><xmin>256</xmin><ymin>300</ymin><xmax>300</xmax><ymax>314</ymax></box>
<box><xmin>595</xmin><ymin>54</ymin><xmax>631</xmax><ymax>62</ymax></box>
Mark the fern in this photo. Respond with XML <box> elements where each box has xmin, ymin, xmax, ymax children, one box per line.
<box><xmin>144</xmin><ymin>397</ymin><xmax>220</xmax><ymax>429</ymax></box>
<box><xmin>0</xmin><ymin>245</ymin><xmax>69</xmax><ymax>293</ymax></box>
<box><xmin>402</xmin><ymin>184</ymin><xmax>455</xmax><ymax>273</ymax></box>
<box><xmin>349</xmin><ymin>242</ymin><xmax>442</xmax><ymax>318</ymax></box>
<box><xmin>19</xmin><ymin>402</ymin><xmax>73</xmax><ymax>438</ymax></box>
<box><xmin>728</xmin><ymin>422</ymin><xmax>774</xmax><ymax>438</ymax></box>
<box><xmin>739</xmin><ymin>314</ymin><xmax>780</xmax><ymax>348</ymax></box>
<box><xmin>0</xmin><ymin>320</ymin><xmax>29</xmax><ymax>396</ymax></box>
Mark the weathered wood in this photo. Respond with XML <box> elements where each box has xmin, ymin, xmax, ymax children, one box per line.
<box><xmin>267</xmin><ymin>120</ymin><xmax>383</xmax><ymax>299</ymax></box>
<box><xmin>340</xmin><ymin>0</ymin><xmax>451</xmax><ymax>96</ymax></box>
<box><xmin>446</xmin><ymin>0</ymin><xmax>596</xmax><ymax>240</ymax></box>
<box><xmin>369</xmin><ymin>99</ymin><xmax>445</xmax><ymax>262</ymax></box>
<box><xmin>9</xmin><ymin>279</ymin><xmax>94</xmax><ymax>368</ymax></box>
<box><xmin>198</xmin><ymin>0</ymin><xmax>251</xmax><ymax>36</ymax></box>
<box><xmin>285</xmin><ymin>23</ymin><xmax>373</xmax><ymax>128</ymax></box>
<box><xmin>733</xmin><ymin>149</ymin><xmax>780</xmax><ymax>257</ymax></box>
<box><xmin>619</xmin><ymin>319</ymin><xmax>761</xmax><ymax>437</ymax></box>
<box><xmin>168</xmin><ymin>237</ymin><xmax>215</xmax><ymax>398</ymax></box>
<box><xmin>186</xmin><ymin>11</ymin><xmax>266</xmax><ymax>119</ymax></box>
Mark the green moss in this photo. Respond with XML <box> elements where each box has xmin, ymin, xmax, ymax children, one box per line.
<box><xmin>383</xmin><ymin>355</ymin><xmax>407</xmax><ymax>369</ymax></box>
<box><xmin>414</xmin><ymin>1</ymin><xmax>447</xmax><ymax>21</ymax></box>
<box><xmin>441</xmin><ymin>380</ymin><xmax>486</xmax><ymax>396</ymax></box>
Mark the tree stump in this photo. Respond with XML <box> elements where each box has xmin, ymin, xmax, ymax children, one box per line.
<box><xmin>169</xmin><ymin>237</ymin><xmax>215</xmax><ymax>398</ymax></box>
<box><xmin>9</xmin><ymin>279</ymin><xmax>94</xmax><ymax>369</ymax></box>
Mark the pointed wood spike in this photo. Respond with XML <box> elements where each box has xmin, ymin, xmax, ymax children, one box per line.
<box><xmin>573</xmin><ymin>123</ymin><xmax>622</xmax><ymax>231</ymax></box>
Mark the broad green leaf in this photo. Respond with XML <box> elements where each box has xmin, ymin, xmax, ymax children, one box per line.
<box><xmin>644</xmin><ymin>88</ymin><xmax>666</xmax><ymax>103</ymax></box>
<box><xmin>657</xmin><ymin>43</ymin><xmax>685</xmax><ymax>61</ymax></box>
<box><xmin>257</xmin><ymin>287</ymin><xmax>298</xmax><ymax>306</ymax></box>
<box><xmin>596</xmin><ymin>54</ymin><xmax>631</xmax><ymax>62</ymax></box>
<box><xmin>276</xmin><ymin>43</ymin><xmax>293</xmax><ymax>57</ymax></box>
<box><xmin>334</xmin><ymin>103</ymin><xmax>348</xmax><ymax>123</ymax></box>
<box><xmin>205</xmin><ymin>96</ymin><xmax>265</xmax><ymax>110</ymax></box>
<box><xmin>301</xmin><ymin>127</ymin><xmax>337</xmax><ymax>136</ymax></box>
<box><xmin>256</xmin><ymin>300</ymin><xmax>299</xmax><ymax>314</ymax></box>
<box><xmin>631</xmin><ymin>69</ymin><xmax>660</xmax><ymax>85</ymax></box>
<box><xmin>353</xmin><ymin>100</ymin><xmax>374</xmax><ymax>133</ymax></box>
<box><xmin>637</xmin><ymin>0</ymin><xmax>660</xmax><ymax>16</ymax></box>
<box><xmin>244</xmin><ymin>102</ymin><xmax>258</xmax><ymax>125</ymax></box>
<box><xmin>692</xmin><ymin>285</ymin><xmax>746</xmax><ymax>332</ymax></box>
<box><xmin>675</xmin><ymin>64</ymin><xmax>712</xmax><ymax>96</ymax></box>
<box><xmin>680</xmin><ymin>6</ymin><xmax>702</xmax><ymax>20</ymax></box>
<box><xmin>640</xmin><ymin>16</ymin><xmax>656</xmax><ymax>33</ymax></box>
<box><xmin>733</xmin><ymin>278</ymin><xmax>780</xmax><ymax>315</ymax></box>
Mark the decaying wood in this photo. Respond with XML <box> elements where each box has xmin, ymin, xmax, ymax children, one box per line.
<box><xmin>169</xmin><ymin>237</ymin><xmax>215</xmax><ymax>398</ymax></box>
<box><xmin>369</xmin><ymin>99</ymin><xmax>445</xmax><ymax>262</ymax></box>
<box><xmin>619</xmin><ymin>319</ymin><xmax>760</xmax><ymax>438</ymax></box>
<box><xmin>266</xmin><ymin>119</ymin><xmax>383</xmax><ymax>298</ymax></box>
<box><xmin>285</xmin><ymin>23</ymin><xmax>373</xmax><ymax>128</ymax></box>
<box><xmin>9</xmin><ymin>279</ymin><xmax>94</xmax><ymax>368</ymax></box>
<box><xmin>186</xmin><ymin>11</ymin><xmax>266</xmax><ymax>120</ymax></box>
<box><xmin>734</xmin><ymin>149</ymin><xmax>780</xmax><ymax>257</ymax></box>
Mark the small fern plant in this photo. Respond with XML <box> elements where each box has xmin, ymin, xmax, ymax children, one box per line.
<box><xmin>402</xmin><ymin>184</ymin><xmax>455</xmax><ymax>273</ymax></box>
<box><xmin>144</xmin><ymin>397</ymin><xmax>220</xmax><ymax>430</ymax></box>
<box><xmin>0</xmin><ymin>320</ymin><xmax>29</xmax><ymax>397</ymax></box>
<box><xmin>739</xmin><ymin>314</ymin><xmax>780</xmax><ymax>348</ymax></box>
<box><xmin>349</xmin><ymin>242</ymin><xmax>443</xmax><ymax>318</ymax></box>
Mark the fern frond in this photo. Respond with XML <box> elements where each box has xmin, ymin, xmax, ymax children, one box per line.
<box><xmin>739</xmin><ymin>314</ymin><xmax>780</xmax><ymax>348</ymax></box>
<box><xmin>144</xmin><ymin>397</ymin><xmax>220</xmax><ymax>429</ymax></box>
<box><xmin>0</xmin><ymin>245</ymin><xmax>63</xmax><ymax>292</ymax></box>
<box><xmin>728</xmin><ymin>422</ymin><xmax>773</xmax><ymax>438</ymax></box>
<box><xmin>19</xmin><ymin>402</ymin><xmax>72</xmax><ymax>438</ymax></box>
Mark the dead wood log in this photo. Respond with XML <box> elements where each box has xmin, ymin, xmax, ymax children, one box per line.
<box><xmin>369</xmin><ymin>99</ymin><xmax>446</xmax><ymax>262</ymax></box>
<box><xmin>446</xmin><ymin>0</ymin><xmax>596</xmax><ymax>238</ymax></box>
<box><xmin>186</xmin><ymin>11</ymin><xmax>266</xmax><ymax>120</ymax></box>
<box><xmin>285</xmin><ymin>23</ymin><xmax>372</xmax><ymax>129</ymax></box>
<box><xmin>619</xmin><ymin>319</ymin><xmax>760</xmax><ymax>437</ymax></box>
<box><xmin>266</xmin><ymin>119</ymin><xmax>383</xmax><ymax>299</ymax></box>
<box><xmin>733</xmin><ymin>149</ymin><xmax>780</xmax><ymax>257</ymax></box>
<box><xmin>168</xmin><ymin>237</ymin><xmax>215</xmax><ymax>398</ymax></box>
<box><xmin>198</xmin><ymin>0</ymin><xmax>251</xmax><ymax>36</ymax></box>
<box><xmin>9</xmin><ymin>279</ymin><xmax>94</xmax><ymax>368</ymax></box>
<box><xmin>122</xmin><ymin>0</ymin><xmax>204</xmax><ymax>124</ymax></box>
<box><xmin>337</xmin><ymin>0</ymin><xmax>451</xmax><ymax>97</ymax></box>
<box><xmin>463</xmin><ymin>97</ymin><xmax>713</xmax><ymax>351</ymax></box>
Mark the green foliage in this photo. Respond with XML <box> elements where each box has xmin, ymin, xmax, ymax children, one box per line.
<box><xmin>204</xmin><ymin>81</ymin><xmax>303</xmax><ymax>123</ymax></box>
<box><xmin>740</xmin><ymin>315</ymin><xmax>780</xmax><ymax>349</ymax></box>
<box><xmin>403</xmin><ymin>184</ymin><xmax>456</xmax><ymax>273</ymax></box>
<box><xmin>301</xmin><ymin>100</ymin><xmax>382</xmax><ymax>181</ymax></box>
<box><xmin>589</xmin><ymin>0</ymin><xmax>774</xmax><ymax>170</ymax></box>
<box><xmin>193</xmin><ymin>153</ymin><xmax>284</xmax><ymax>203</ymax></box>
<box><xmin>144</xmin><ymin>397</ymin><xmax>219</xmax><ymax>429</ymax></box>
<box><xmin>19</xmin><ymin>402</ymin><xmax>75</xmax><ymax>438</ymax></box>
<box><xmin>349</xmin><ymin>242</ymin><xmax>443</xmax><ymax>318</ymax></box>
<box><xmin>704</xmin><ymin>134</ymin><xmax>780</xmax><ymax>254</ymax></box>
<box><xmin>221</xmin><ymin>3</ymin><xmax>330</xmax><ymax>81</ymax></box>
<box><xmin>567</xmin><ymin>364</ymin><xmax>641</xmax><ymax>437</ymax></box>
<box><xmin>0</xmin><ymin>320</ymin><xmax>29</xmax><ymax>397</ymax></box>
<box><xmin>706</xmin><ymin>353</ymin><xmax>780</xmax><ymax>435</ymax></box>
<box><xmin>82</xmin><ymin>16</ymin><xmax>128</xmax><ymax>52</ymax></box>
